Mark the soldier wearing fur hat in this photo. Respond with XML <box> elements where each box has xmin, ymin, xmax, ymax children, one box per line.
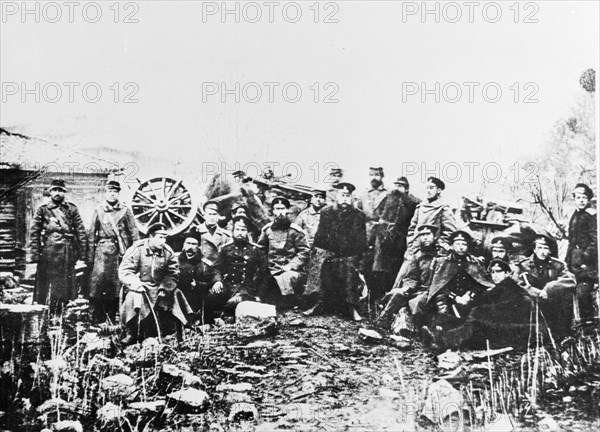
<box><xmin>177</xmin><ymin>228</ymin><xmax>222</xmax><ymax>321</ymax></box>
<box><xmin>87</xmin><ymin>180</ymin><xmax>140</xmax><ymax>324</ymax></box>
<box><xmin>30</xmin><ymin>179</ymin><xmax>88</xmax><ymax>314</ymax></box>
<box><xmin>406</xmin><ymin>176</ymin><xmax>457</xmax><ymax>256</ymax></box>
<box><xmin>119</xmin><ymin>223</ymin><xmax>193</xmax><ymax>344</ymax></box>
<box><xmin>516</xmin><ymin>233</ymin><xmax>577</xmax><ymax>336</ymax></box>
<box><xmin>257</xmin><ymin>196</ymin><xmax>310</xmax><ymax>308</ymax></box>
<box><xmin>306</xmin><ymin>182</ymin><xmax>368</xmax><ymax>321</ymax></box>
<box><xmin>566</xmin><ymin>183</ymin><xmax>598</xmax><ymax>322</ymax></box>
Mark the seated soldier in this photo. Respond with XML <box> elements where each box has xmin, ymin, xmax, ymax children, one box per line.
<box><xmin>486</xmin><ymin>236</ymin><xmax>519</xmax><ymax>280</ymax></box>
<box><xmin>466</xmin><ymin>259</ymin><xmax>535</xmax><ymax>348</ymax></box>
<box><xmin>177</xmin><ymin>228</ymin><xmax>222</xmax><ymax>324</ymax></box>
<box><xmin>119</xmin><ymin>223</ymin><xmax>193</xmax><ymax>345</ymax></box>
<box><xmin>517</xmin><ymin>233</ymin><xmax>576</xmax><ymax>337</ymax></box>
<box><xmin>213</xmin><ymin>216</ymin><xmax>270</xmax><ymax>319</ymax></box>
<box><xmin>376</xmin><ymin>224</ymin><xmax>438</xmax><ymax>329</ymax></box>
<box><xmin>414</xmin><ymin>230</ymin><xmax>494</xmax><ymax>349</ymax></box>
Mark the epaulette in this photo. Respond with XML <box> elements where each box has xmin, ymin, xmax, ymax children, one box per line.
<box><xmin>249</xmin><ymin>242</ymin><xmax>261</xmax><ymax>249</ymax></box>
<box><xmin>163</xmin><ymin>243</ymin><xmax>175</xmax><ymax>254</ymax></box>
<box><xmin>549</xmin><ymin>256</ymin><xmax>567</xmax><ymax>265</ymax></box>
<box><xmin>221</xmin><ymin>230</ymin><xmax>232</xmax><ymax>237</ymax></box>
<box><xmin>133</xmin><ymin>239</ymin><xmax>146</xmax><ymax>247</ymax></box>
<box><xmin>586</xmin><ymin>208</ymin><xmax>597</xmax><ymax>216</ymax></box>
<box><xmin>261</xmin><ymin>222</ymin><xmax>273</xmax><ymax>232</ymax></box>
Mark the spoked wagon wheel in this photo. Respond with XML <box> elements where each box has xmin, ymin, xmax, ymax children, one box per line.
<box><xmin>131</xmin><ymin>177</ymin><xmax>198</xmax><ymax>235</ymax></box>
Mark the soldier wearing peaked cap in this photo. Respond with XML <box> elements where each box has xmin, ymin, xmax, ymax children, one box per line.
<box><xmin>258</xmin><ymin>196</ymin><xmax>310</xmax><ymax>308</ymax></box>
<box><xmin>566</xmin><ymin>182</ymin><xmax>598</xmax><ymax>322</ymax></box>
<box><xmin>516</xmin><ymin>233</ymin><xmax>576</xmax><ymax>336</ymax></box>
<box><xmin>30</xmin><ymin>179</ymin><xmax>88</xmax><ymax>314</ymax></box>
<box><xmin>307</xmin><ymin>181</ymin><xmax>368</xmax><ymax>321</ymax></box>
<box><xmin>406</xmin><ymin>176</ymin><xmax>457</xmax><ymax>257</ymax></box>
<box><xmin>325</xmin><ymin>167</ymin><xmax>344</xmax><ymax>206</ymax></box>
<box><xmin>87</xmin><ymin>179</ymin><xmax>140</xmax><ymax>324</ymax></box>
<box><xmin>119</xmin><ymin>223</ymin><xmax>193</xmax><ymax>344</ymax></box>
<box><xmin>193</xmin><ymin>199</ymin><xmax>232</xmax><ymax>271</ymax></box>
<box><xmin>295</xmin><ymin>189</ymin><xmax>327</xmax><ymax>248</ymax></box>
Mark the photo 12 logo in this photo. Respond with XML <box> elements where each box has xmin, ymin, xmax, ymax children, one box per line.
<box><xmin>1</xmin><ymin>1</ymin><xmax>140</xmax><ymax>24</ymax></box>
<box><xmin>1</xmin><ymin>82</ymin><xmax>140</xmax><ymax>104</ymax></box>
<box><xmin>201</xmin><ymin>82</ymin><xmax>340</xmax><ymax>103</ymax></box>
<box><xmin>401</xmin><ymin>1</ymin><xmax>540</xmax><ymax>24</ymax></box>
<box><xmin>200</xmin><ymin>1</ymin><xmax>340</xmax><ymax>24</ymax></box>
<box><xmin>402</xmin><ymin>82</ymin><xmax>540</xmax><ymax>104</ymax></box>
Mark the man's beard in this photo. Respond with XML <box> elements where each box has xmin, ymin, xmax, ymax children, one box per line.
<box><xmin>233</xmin><ymin>235</ymin><xmax>248</xmax><ymax>244</ymax></box>
<box><xmin>272</xmin><ymin>216</ymin><xmax>291</xmax><ymax>231</ymax></box>
<box><xmin>370</xmin><ymin>179</ymin><xmax>382</xmax><ymax>189</ymax></box>
<box><xmin>51</xmin><ymin>195</ymin><xmax>64</xmax><ymax>204</ymax></box>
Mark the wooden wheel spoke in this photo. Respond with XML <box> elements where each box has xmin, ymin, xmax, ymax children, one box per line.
<box><xmin>132</xmin><ymin>203</ymin><xmax>153</xmax><ymax>208</ymax></box>
<box><xmin>169</xmin><ymin>192</ymin><xmax>191</xmax><ymax>205</ymax></box>
<box><xmin>146</xmin><ymin>211</ymin><xmax>159</xmax><ymax>225</ymax></box>
<box><xmin>167</xmin><ymin>210</ymin><xmax>186</xmax><ymax>221</ymax></box>
<box><xmin>165</xmin><ymin>212</ymin><xmax>175</xmax><ymax>228</ymax></box>
<box><xmin>161</xmin><ymin>178</ymin><xmax>168</xmax><ymax>200</ymax></box>
<box><xmin>134</xmin><ymin>190</ymin><xmax>156</xmax><ymax>204</ymax></box>
<box><xmin>137</xmin><ymin>208</ymin><xmax>155</xmax><ymax>218</ymax></box>
<box><xmin>165</xmin><ymin>179</ymin><xmax>183</xmax><ymax>201</ymax></box>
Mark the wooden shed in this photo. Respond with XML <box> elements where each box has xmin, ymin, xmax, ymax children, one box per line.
<box><xmin>0</xmin><ymin>128</ymin><xmax>119</xmax><ymax>277</ymax></box>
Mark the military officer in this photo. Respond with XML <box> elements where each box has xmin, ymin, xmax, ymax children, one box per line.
<box><xmin>517</xmin><ymin>234</ymin><xmax>577</xmax><ymax>336</ymax></box>
<box><xmin>87</xmin><ymin>180</ymin><xmax>140</xmax><ymax>324</ymax></box>
<box><xmin>308</xmin><ymin>182</ymin><xmax>368</xmax><ymax>321</ymax></box>
<box><xmin>486</xmin><ymin>236</ymin><xmax>519</xmax><ymax>280</ymax></box>
<box><xmin>177</xmin><ymin>228</ymin><xmax>222</xmax><ymax>322</ymax></box>
<box><xmin>294</xmin><ymin>189</ymin><xmax>327</xmax><ymax>247</ymax></box>
<box><xmin>196</xmin><ymin>200</ymin><xmax>232</xmax><ymax>266</ymax></box>
<box><xmin>258</xmin><ymin>196</ymin><xmax>310</xmax><ymax>308</ymax></box>
<box><xmin>30</xmin><ymin>179</ymin><xmax>88</xmax><ymax>314</ymax></box>
<box><xmin>119</xmin><ymin>223</ymin><xmax>192</xmax><ymax>344</ymax></box>
<box><xmin>565</xmin><ymin>183</ymin><xmax>598</xmax><ymax>322</ymax></box>
<box><xmin>216</xmin><ymin>216</ymin><xmax>270</xmax><ymax>317</ymax></box>
<box><xmin>406</xmin><ymin>176</ymin><xmax>457</xmax><ymax>256</ymax></box>
<box><xmin>325</xmin><ymin>167</ymin><xmax>344</xmax><ymax>205</ymax></box>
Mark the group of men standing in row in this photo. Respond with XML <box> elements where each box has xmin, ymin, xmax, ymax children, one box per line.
<box><xmin>29</xmin><ymin>169</ymin><xmax>598</xmax><ymax>347</ymax></box>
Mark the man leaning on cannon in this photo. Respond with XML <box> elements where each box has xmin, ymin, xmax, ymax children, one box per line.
<box><xmin>119</xmin><ymin>223</ymin><xmax>192</xmax><ymax>345</ymax></box>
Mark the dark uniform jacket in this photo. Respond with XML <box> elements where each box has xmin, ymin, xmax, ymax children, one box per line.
<box><xmin>426</xmin><ymin>253</ymin><xmax>495</xmax><ymax>315</ymax></box>
<box><xmin>257</xmin><ymin>222</ymin><xmax>310</xmax><ymax>275</ymax></box>
<box><xmin>516</xmin><ymin>256</ymin><xmax>576</xmax><ymax>296</ymax></box>
<box><xmin>30</xmin><ymin>200</ymin><xmax>87</xmax><ymax>304</ymax></box>
<box><xmin>178</xmin><ymin>252</ymin><xmax>221</xmax><ymax>292</ymax></box>
<box><xmin>313</xmin><ymin>205</ymin><xmax>368</xmax><ymax>258</ymax></box>
<box><xmin>87</xmin><ymin>201</ymin><xmax>139</xmax><ymax>299</ymax></box>
<box><xmin>566</xmin><ymin>207</ymin><xmax>598</xmax><ymax>279</ymax></box>
<box><xmin>219</xmin><ymin>240</ymin><xmax>269</xmax><ymax>296</ymax></box>
<box><xmin>392</xmin><ymin>246</ymin><xmax>436</xmax><ymax>297</ymax></box>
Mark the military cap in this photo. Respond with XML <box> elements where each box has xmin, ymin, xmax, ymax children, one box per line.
<box><xmin>147</xmin><ymin>223</ymin><xmax>169</xmax><ymax>236</ymax></box>
<box><xmin>394</xmin><ymin>176</ymin><xmax>409</xmax><ymax>187</ymax></box>
<box><xmin>183</xmin><ymin>228</ymin><xmax>201</xmax><ymax>243</ymax></box>
<box><xmin>231</xmin><ymin>203</ymin><xmax>249</xmax><ymax>214</ymax></box>
<box><xmin>533</xmin><ymin>233</ymin><xmax>552</xmax><ymax>247</ymax></box>
<box><xmin>330</xmin><ymin>167</ymin><xmax>343</xmax><ymax>176</ymax></box>
<box><xmin>232</xmin><ymin>170</ymin><xmax>246</xmax><ymax>178</ymax></box>
<box><xmin>231</xmin><ymin>215</ymin><xmax>255</xmax><ymax>230</ymax></box>
<box><xmin>449</xmin><ymin>229</ymin><xmax>473</xmax><ymax>245</ymax></box>
<box><xmin>49</xmin><ymin>179</ymin><xmax>67</xmax><ymax>192</ymax></box>
<box><xmin>488</xmin><ymin>258</ymin><xmax>511</xmax><ymax>273</ymax></box>
<box><xmin>312</xmin><ymin>189</ymin><xmax>326</xmax><ymax>198</ymax></box>
<box><xmin>335</xmin><ymin>182</ymin><xmax>356</xmax><ymax>194</ymax></box>
<box><xmin>417</xmin><ymin>224</ymin><xmax>438</xmax><ymax>235</ymax></box>
<box><xmin>105</xmin><ymin>180</ymin><xmax>121</xmax><ymax>191</ymax></box>
<box><xmin>203</xmin><ymin>200</ymin><xmax>221</xmax><ymax>212</ymax></box>
<box><xmin>426</xmin><ymin>176</ymin><xmax>445</xmax><ymax>190</ymax></box>
<box><xmin>271</xmin><ymin>196</ymin><xmax>291</xmax><ymax>208</ymax></box>
<box><xmin>573</xmin><ymin>183</ymin><xmax>594</xmax><ymax>199</ymax></box>
<box><xmin>369</xmin><ymin>167</ymin><xmax>384</xmax><ymax>175</ymax></box>
<box><xmin>490</xmin><ymin>236</ymin><xmax>511</xmax><ymax>251</ymax></box>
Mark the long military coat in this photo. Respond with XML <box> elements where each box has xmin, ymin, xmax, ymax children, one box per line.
<box><xmin>87</xmin><ymin>201</ymin><xmax>139</xmax><ymax>299</ymax></box>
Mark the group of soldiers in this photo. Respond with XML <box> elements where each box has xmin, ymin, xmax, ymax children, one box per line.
<box><xmin>29</xmin><ymin>169</ymin><xmax>598</xmax><ymax>348</ymax></box>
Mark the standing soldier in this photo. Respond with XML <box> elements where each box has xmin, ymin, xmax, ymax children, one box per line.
<box><xmin>258</xmin><ymin>197</ymin><xmax>310</xmax><ymax>308</ymax></box>
<box><xmin>119</xmin><ymin>223</ymin><xmax>192</xmax><ymax>345</ymax></box>
<box><xmin>295</xmin><ymin>189</ymin><xmax>327</xmax><ymax>247</ymax></box>
<box><xmin>196</xmin><ymin>200</ymin><xmax>232</xmax><ymax>266</ymax></box>
<box><xmin>565</xmin><ymin>183</ymin><xmax>598</xmax><ymax>323</ymax></box>
<box><xmin>30</xmin><ymin>179</ymin><xmax>87</xmax><ymax>314</ymax></box>
<box><xmin>370</xmin><ymin>176</ymin><xmax>421</xmax><ymax>300</ymax></box>
<box><xmin>307</xmin><ymin>183</ymin><xmax>368</xmax><ymax>321</ymax></box>
<box><xmin>406</xmin><ymin>176</ymin><xmax>457</xmax><ymax>256</ymax></box>
<box><xmin>87</xmin><ymin>180</ymin><xmax>139</xmax><ymax>324</ymax></box>
<box><xmin>325</xmin><ymin>167</ymin><xmax>344</xmax><ymax>206</ymax></box>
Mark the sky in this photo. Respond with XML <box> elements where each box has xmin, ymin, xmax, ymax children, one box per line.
<box><xmin>1</xmin><ymin>1</ymin><xmax>598</xmax><ymax>203</ymax></box>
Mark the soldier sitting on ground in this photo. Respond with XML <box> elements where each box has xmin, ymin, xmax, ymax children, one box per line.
<box><xmin>119</xmin><ymin>223</ymin><xmax>193</xmax><ymax>345</ymax></box>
